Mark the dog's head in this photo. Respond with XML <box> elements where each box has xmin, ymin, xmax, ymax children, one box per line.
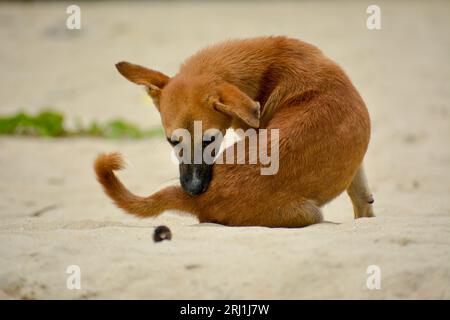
<box><xmin>115</xmin><ymin>61</ymin><xmax>260</xmax><ymax>195</ymax></box>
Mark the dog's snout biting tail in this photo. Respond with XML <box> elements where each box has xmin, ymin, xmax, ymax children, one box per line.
<box><xmin>94</xmin><ymin>153</ymin><xmax>196</xmax><ymax>218</ymax></box>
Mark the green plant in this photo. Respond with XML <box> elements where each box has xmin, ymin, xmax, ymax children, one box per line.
<box><xmin>0</xmin><ymin>110</ymin><xmax>65</xmax><ymax>137</ymax></box>
<box><xmin>0</xmin><ymin>110</ymin><xmax>163</xmax><ymax>139</ymax></box>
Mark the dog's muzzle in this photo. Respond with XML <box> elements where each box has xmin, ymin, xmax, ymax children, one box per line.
<box><xmin>179</xmin><ymin>163</ymin><xmax>213</xmax><ymax>195</ymax></box>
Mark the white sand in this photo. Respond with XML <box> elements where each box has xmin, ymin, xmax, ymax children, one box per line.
<box><xmin>0</xmin><ymin>1</ymin><xmax>449</xmax><ymax>299</ymax></box>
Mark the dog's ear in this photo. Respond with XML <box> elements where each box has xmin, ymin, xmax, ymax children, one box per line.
<box><xmin>211</xmin><ymin>83</ymin><xmax>260</xmax><ymax>128</ymax></box>
<box><xmin>115</xmin><ymin>61</ymin><xmax>170</xmax><ymax>106</ymax></box>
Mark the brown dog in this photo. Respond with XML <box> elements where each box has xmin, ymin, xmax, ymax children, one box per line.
<box><xmin>95</xmin><ymin>36</ymin><xmax>374</xmax><ymax>227</ymax></box>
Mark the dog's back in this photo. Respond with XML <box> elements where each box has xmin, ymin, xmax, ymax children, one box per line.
<box><xmin>180</xmin><ymin>36</ymin><xmax>368</xmax><ymax>128</ymax></box>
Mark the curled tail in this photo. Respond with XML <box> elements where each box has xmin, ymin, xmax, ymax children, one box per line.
<box><xmin>94</xmin><ymin>153</ymin><xmax>195</xmax><ymax>218</ymax></box>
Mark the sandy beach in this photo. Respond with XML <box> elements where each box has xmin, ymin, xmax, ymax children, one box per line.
<box><xmin>0</xmin><ymin>1</ymin><xmax>449</xmax><ymax>299</ymax></box>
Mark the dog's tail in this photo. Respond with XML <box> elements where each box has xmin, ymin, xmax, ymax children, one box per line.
<box><xmin>94</xmin><ymin>153</ymin><xmax>195</xmax><ymax>218</ymax></box>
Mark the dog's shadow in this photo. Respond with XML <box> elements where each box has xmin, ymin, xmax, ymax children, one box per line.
<box><xmin>189</xmin><ymin>220</ymin><xmax>341</xmax><ymax>228</ymax></box>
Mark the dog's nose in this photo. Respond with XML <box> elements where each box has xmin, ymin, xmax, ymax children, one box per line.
<box><xmin>179</xmin><ymin>163</ymin><xmax>212</xmax><ymax>195</ymax></box>
<box><xmin>183</xmin><ymin>177</ymin><xmax>205</xmax><ymax>195</ymax></box>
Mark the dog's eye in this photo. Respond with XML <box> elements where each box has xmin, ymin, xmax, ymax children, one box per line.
<box><xmin>167</xmin><ymin>137</ymin><xmax>180</xmax><ymax>147</ymax></box>
<box><xmin>202</xmin><ymin>135</ymin><xmax>216</xmax><ymax>148</ymax></box>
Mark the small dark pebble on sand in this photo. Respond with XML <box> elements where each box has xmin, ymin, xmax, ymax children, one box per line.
<box><xmin>153</xmin><ymin>225</ymin><xmax>172</xmax><ymax>242</ymax></box>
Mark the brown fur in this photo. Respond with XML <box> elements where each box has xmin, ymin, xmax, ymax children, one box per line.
<box><xmin>95</xmin><ymin>36</ymin><xmax>375</xmax><ymax>227</ymax></box>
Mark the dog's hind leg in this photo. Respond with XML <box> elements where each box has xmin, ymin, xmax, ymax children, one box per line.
<box><xmin>346</xmin><ymin>164</ymin><xmax>375</xmax><ymax>218</ymax></box>
<box><xmin>216</xmin><ymin>199</ymin><xmax>323</xmax><ymax>228</ymax></box>
<box><xmin>278</xmin><ymin>200</ymin><xmax>323</xmax><ymax>227</ymax></box>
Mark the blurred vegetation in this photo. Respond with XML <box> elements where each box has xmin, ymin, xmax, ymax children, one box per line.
<box><xmin>0</xmin><ymin>110</ymin><xmax>164</xmax><ymax>139</ymax></box>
